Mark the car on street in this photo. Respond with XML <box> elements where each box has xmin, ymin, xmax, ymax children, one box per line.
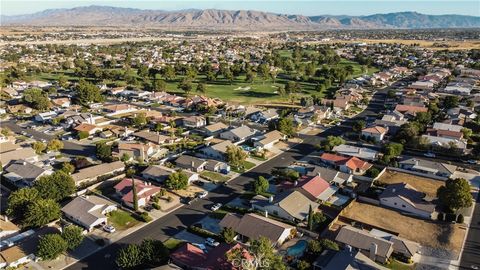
<box><xmin>210</xmin><ymin>203</ymin><xmax>222</xmax><ymax>211</ymax></box>
<box><xmin>197</xmin><ymin>191</ymin><xmax>208</xmax><ymax>199</ymax></box>
<box><xmin>103</xmin><ymin>225</ymin><xmax>116</xmax><ymax>233</ymax></box>
<box><xmin>193</xmin><ymin>180</ymin><xmax>204</xmax><ymax>186</ymax></box>
<box><xmin>205</xmin><ymin>237</ymin><xmax>220</xmax><ymax>247</ymax></box>
<box><xmin>466</xmin><ymin>160</ymin><xmax>478</xmax><ymax>164</ymax></box>
<box><xmin>424</xmin><ymin>152</ymin><xmax>436</xmax><ymax>158</ymax></box>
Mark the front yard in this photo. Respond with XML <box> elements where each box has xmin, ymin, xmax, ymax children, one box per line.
<box><xmin>231</xmin><ymin>160</ymin><xmax>256</xmax><ymax>173</ymax></box>
<box><xmin>200</xmin><ymin>171</ymin><xmax>230</xmax><ymax>182</ymax></box>
<box><xmin>107</xmin><ymin>210</ymin><xmax>140</xmax><ymax>230</ymax></box>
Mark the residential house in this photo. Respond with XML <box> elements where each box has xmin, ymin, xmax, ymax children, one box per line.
<box><xmin>6</xmin><ymin>104</ymin><xmax>32</xmax><ymax>114</ymax></box>
<box><xmin>420</xmin><ymin>134</ymin><xmax>467</xmax><ymax>153</ymax></box>
<box><xmin>288</xmin><ymin>174</ymin><xmax>337</xmax><ymax>202</ymax></box>
<box><xmin>74</xmin><ymin>123</ymin><xmax>102</xmax><ymax>136</ymax></box>
<box><xmin>394</xmin><ymin>104</ymin><xmax>428</xmax><ymax>118</ymax></box>
<box><xmin>379</xmin><ymin>183</ymin><xmax>436</xmax><ymax>219</ymax></box>
<box><xmin>71</xmin><ymin>161</ymin><xmax>125</xmax><ymax>186</ymax></box>
<box><xmin>361</xmin><ymin>126</ymin><xmax>388</xmax><ymax>141</ymax></box>
<box><xmin>200</xmin><ymin>140</ymin><xmax>236</xmax><ymax>161</ymax></box>
<box><xmin>250</xmin><ymin>109</ymin><xmax>279</xmax><ymax>123</ymax></box>
<box><xmin>332</xmin><ymin>144</ymin><xmax>379</xmax><ymax>161</ymax></box>
<box><xmin>103</xmin><ymin>104</ymin><xmax>137</xmax><ymax>116</ymax></box>
<box><xmin>398</xmin><ymin>158</ymin><xmax>457</xmax><ymax>178</ymax></box>
<box><xmin>205</xmin><ymin>160</ymin><xmax>230</xmax><ymax>174</ymax></box>
<box><xmin>34</xmin><ymin>111</ymin><xmax>57</xmax><ymax>122</ymax></box>
<box><xmin>374</xmin><ymin>110</ymin><xmax>407</xmax><ymax>135</ymax></box>
<box><xmin>116</xmin><ymin>142</ymin><xmax>160</xmax><ymax>162</ymax></box>
<box><xmin>114</xmin><ymin>178</ymin><xmax>161</xmax><ymax>208</ymax></box>
<box><xmin>51</xmin><ymin>97</ymin><xmax>71</xmax><ymax>108</ymax></box>
<box><xmin>3</xmin><ymin>160</ymin><xmax>51</xmax><ymax>188</ymax></box>
<box><xmin>183</xmin><ymin>116</ymin><xmax>206</xmax><ymax>128</ymax></box>
<box><xmin>432</xmin><ymin>122</ymin><xmax>463</xmax><ymax>133</ymax></box>
<box><xmin>141</xmin><ymin>165</ymin><xmax>175</xmax><ymax>183</ymax></box>
<box><xmin>175</xmin><ymin>155</ymin><xmax>207</xmax><ymax>172</ymax></box>
<box><xmin>133</xmin><ymin>130</ymin><xmax>170</xmax><ymax>145</ymax></box>
<box><xmin>61</xmin><ymin>195</ymin><xmax>118</xmax><ymax>231</ymax></box>
<box><xmin>201</xmin><ymin>122</ymin><xmax>228</xmax><ymax>137</ymax></box>
<box><xmin>220</xmin><ymin>125</ymin><xmax>257</xmax><ymax>143</ymax></box>
<box><xmin>251</xmin><ymin>190</ymin><xmax>320</xmax><ymax>222</ymax></box>
<box><xmin>0</xmin><ymin>145</ymin><xmax>37</xmax><ymax>167</ymax></box>
<box><xmin>253</xmin><ymin>130</ymin><xmax>286</xmax><ymax>150</ymax></box>
<box><xmin>219</xmin><ymin>213</ymin><xmax>295</xmax><ymax>246</ymax></box>
<box><xmin>319</xmin><ymin>153</ymin><xmax>373</xmax><ymax>175</ymax></box>
<box><xmin>425</xmin><ymin>129</ymin><xmax>463</xmax><ymax>140</ymax></box>
<box><xmin>409</xmin><ymin>81</ymin><xmax>434</xmax><ymax>91</ymax></box>
<box><xmin>312</xmin><ymin>249</ymin><xmax>389</xmax><ymax>270</ymax></box>
<box><xmin>307</xmin><ymin>167</ymin><xmax>353</xmax><ymax>186</ymax></box>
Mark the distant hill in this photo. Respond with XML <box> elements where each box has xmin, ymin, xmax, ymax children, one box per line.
<box><xmin>2</xmin><ymin>6</ymin><xmax>479</xmax><ymax>29</ymax></box>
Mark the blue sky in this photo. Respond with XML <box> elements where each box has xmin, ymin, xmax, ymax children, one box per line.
<box><xmin>2</xmin><ymin>1</ymin><xmax>479</xmax><ymax>16</ymax></box>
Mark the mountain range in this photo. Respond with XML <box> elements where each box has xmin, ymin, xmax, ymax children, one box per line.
<box><xmin>2</xmin><ymin>5</ymin><xmax>480</xmax><ymax>29</ymax></box>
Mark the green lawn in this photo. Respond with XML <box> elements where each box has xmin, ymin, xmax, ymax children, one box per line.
<box><xmin>107</xmin><ymin>210</ymin><xmax>140</xmax><ymax>230</ymax></box>
<box><xmin>200</xmin><ymin>171</ymin><xmax>230</xmax><ymax>182</ymax></box>
<box><xmin>163</xmin><ymin>238</ymin><xmax>185</xmax><ymax>250</ymax></box>
<box><xmin>383</xmin><ymin>260</ymin><xmax>415</xmax><ymax>270</ymax></box>
<box><xmin>232</xmin><ymin>160</ymin><xmax>256</xmax><ymax>173</ymax></box>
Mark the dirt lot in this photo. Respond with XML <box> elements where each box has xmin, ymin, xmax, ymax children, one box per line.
<box><xmin>340</xmin><ymin>201</ymin><xmax>466</xmax><ymax>256</ymax></box>
<box><xmin>377</xmin><ymin>170</ymin><xmax>444</xmax><ymax>198</ymax></box>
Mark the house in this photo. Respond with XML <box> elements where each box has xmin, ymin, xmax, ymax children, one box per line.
<box><xmin>34</xmin><ymin>111</ymin><xmax>57</xmax><ymax>122</ymax></box>
<box><xmin>116</xmin><ymin>142</ymin><xmax>159</xmax><ymax>162</ymax></box>
<box><xmin>219</xmin><ymin>213</ymin><xmax>295</xmax><ymax>246</ymax></box>
<box><xmin>61</xmin><ymin>195</ymin><xmax>117</xmax><ymax>231</ymax></box>
<box><xmin>335</xmin><ymin>225</ymin><xmax>393</xmax><ymax>263</ymax></box>
<box><xmin>6</xmin><ymin>104</ymin><xmax>32</xmax><ymax>114</ymax></box>
<box><xmin>409</xmin><ymin>81</ymin><xmax>434</xmax><ymax>91</ymax></box>
<box><xmin>175</xmin><ymin>155</ymin><xmax>207</xmax><ymax>172</ymax></box>
<box><xmin>361</xmin><ymin>126</ymin><xmax>388</xmax><ymax>141</ymax></box>
<box><xmin>205</xmin><ymin>160</ymin><xmax>230</xmax><ymax>174</ymax></box>
<box><xmin>369</xmin><ymin>229</ymin><xmax>420</xmax><ymax>260</ymax></box>
<box><xmin>379</xmin><ymin>183</ymin><xmax>436</xmax><ymax>219</ymax></box>
<box><xmin>71</xmin><ymin>161</ymin><xmax>125</xmax><ymax>186</ymax></box>
<box><xmin>183</xmin><ymin>116</ymin><xmax>206</xmax><ymax>128</ymax></box>
<box><xmin>141</xmin><ymin>165</ymin><xmax>175</xmax><ymax>183</ymax></box>
<box><xmin>250</xmin><ymin>109</ymin><xmax>279</xmax><ymax>123</ymax></box>
<box><xmin>394</xmin><ymin>104</ymin><xmax>428</xmax><ymax>117</ymax></box>
<box><xmin>425</xmin><ymin>128</ymin><xmax>463</xmax><ymax>140</ymax></box>
<box><xmin>114</xmin><ymin>178</ymin><xmax>161</xmax><ymax>208</ymax></box>
<box><xmin>103</xmin><ymin>104</ymin><xmax>137</xmax><ymax>116</ymax></box>
<box><xmin>253</xmin><ymin>130</ymin><xmax>286</xmax><ymax>150</ymax></box>
<box><xmin>398</xmin><ymin>158</ymin><xmax>457</xmax><ymax>178</ymax></box>
<box><xmin>292</xmin><ymin>174</ymin><xmax>337</xmax><ymax>202</ymax></box>
<box><xmin>420</xmin><ymin>134</ymin><xmax>467</xmax><ymax>153</ymax></box>
<box><xmin>133</xmin><ymin>130</ymin><xmax>170</xmax><ymax>145</ymax></box>
<box><xmin>220</xmin><ymin>125</ymin><xmax>257</xmax><ymax>142</ymax></box>
<box><xmin>319</xmin><ymin>153</ymin><xmax>372</xmax><ymax>175</ymax></box>
<box><xmin>51</xmin><ymin>97</ymin><xmax>71</xmax><ymax>108</ymax></box>
<box><xmin>0</xmin><ymin>227</ymin><xmax>59</xmax><ymax>269</ymax></box>
<box><xmin>3</xmin><ymin>160</ymin><xmax>51</xmax><ymax>188</ymax></box>
<box><xmin>307</xmin><ymin>167</ymin><xmax>353</xmax><ymax>186</ymax></box>
<box><xmin>0</xmin><ymin>216</ymin><xmax>20</xmax><ymax>239</ymax></box>
<box><xmin>251</xmin><ymin>190</ymin><xmax>320</xmax><ymax>222</ymax></box>
<box><xmin>432</xmin><ymin>122</ymin><xmax>463</xmax><ymax>133</ymax></box>
<box><xmin>312</xmin><ymin>248</ymin><xmax>389</xmax><ymax>270</ymax></box>
<box><xmin>200</xmin><ymin>140</ymin><xmax>236</xmax><ymax>161</ymax></box>
<box><xmin>74</xmin><ymin>123</ymin><xmax>102</xmax><ymax>136</ymax></box>
<box><xmin>0</xmin><ymin>146</ymin><xmax>37</xmax><ymax>167</ymax></box>
<box><xmin>201</xmin><ymin>122</ymin><xmax>228</xmax><ymax>136</ymax></box>
<box><xmin>332</xmin><ymin>144</ymin><xmax>379</xmax><ymax>161</ymax></box>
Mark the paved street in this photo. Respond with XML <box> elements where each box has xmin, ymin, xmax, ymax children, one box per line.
<box><xmin>459</xmin><ymin>187</ymin><xmax>480</xmax><ymax>270</ymax></box>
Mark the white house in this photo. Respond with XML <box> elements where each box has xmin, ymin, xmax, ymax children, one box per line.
<box><xmin>361</xmin><ymin>126</ymin><xmax>388</xmax><ymax>141</ymax></box>
<box><xmin>379</xmin><ymin>183</ymin><xmax>436</xmax><ymax>219</ymax></box>
<box><xmin>61</xmin><ymin>195</ymin><xmax>118</xmax><ymax>231</ymax></box>
<box><xmin>220</xmin><ymin>125</ymin><xmax>257</xmax><ymax>142</ymax></box>
<box><xmin>34</xmin><ymin>111</ymin><xmax>57</xmax><ymax>122</ymax></box>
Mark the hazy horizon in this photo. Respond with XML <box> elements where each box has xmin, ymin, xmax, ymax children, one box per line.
<box><xmin>2</xmin><ymin>0</ymin><xmax>480</xmax><ymax>17</ymax></box>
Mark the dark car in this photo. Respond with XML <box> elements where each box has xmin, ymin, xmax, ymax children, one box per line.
<box><xmin>193</xmin><ymin>180</ymin><xmax>204</xmax><ymax>186</ymax></box>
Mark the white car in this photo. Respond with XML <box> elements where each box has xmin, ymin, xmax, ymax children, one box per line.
<box><xmin>205</xmin><ymin>237</ymin><xmax>220</xmax><ymax>247</ymax></box>
<box><xmin>197</xmin><ymin>191</ymin><xmax>208</xmax><ymax>199</ymax></box>
<box><xmin>424</xmin><ymin>152</ymin><xmax>436</xmax><ymax>158</ymax></box>
<box><xmin>210</xmin><ymin>203</ymin><xmax>222</xmax><ymax>211</ymax></box>
<box><xmin>466</xmin><ymin>160</ymin><xmax>478</xmax><ymax>165</ymax></box>
<box><xmin>192</xmin><ymin>243</ymin><xmax>207</xmax><ymax>251</ymax></box>
<box><xmin>103</xmin><ymin>225</ymin><xmax>116</xmax><ymax>233</ymax></box>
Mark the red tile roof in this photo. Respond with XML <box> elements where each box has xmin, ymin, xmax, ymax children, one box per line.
<box><xmin>395</xmin><ymin>104</ymin><xmax>428</xmax><ymax>114</ymax></box>
<box><xmin>298</xmin><ymin>175</ymin><xmax>330</xmax><ymax>198</ymax></box>
<box><xmin>170</xmin><ymin>243</ymin><xmax>207</xmax><ymax>266</ymax></box>
<box><xmin>319</xmin><ymin>153</ymin><xmax>349</xmax><ymax>163</ymax></box>
<box><xmin>344</xmin><ymin>157</ymin><xmax>372</xmax><ymax>171</ymax></box>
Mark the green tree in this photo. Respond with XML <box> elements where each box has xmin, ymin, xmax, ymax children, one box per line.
<box><xmin>461</xmin><ymin>128</ymin><xmax>473</xmax><ymax>139</ymax></box>
<box><xmin>277</xmin><ymin>118</ymin><xmax>295</xmax><ymax>136</ymax></box>
<box><xmin>165</xmin><ymin>171</ymin><xmax>189</xmax><ymax>190</ymax></box>
<box><xmin>366</xmin><ymin>167</ymin><xmax>380</xmax><ymax>178</ymax></box>
<box><xmin>78</xmin><ymin>131</ymin><xmax>89</xmax><ymax>140</ymax></box>
<box><xmin>152</xmin><ymin>79</ymin><xmax>167</xmax><ymax>92</ymax></box>
<box><xmin>34</xmin><ymin>171</ymin><xmax>75</xmax><ymax>201</ymax></box>
<box><xmin>196</xmin><ymin>82</ymin><xmax>207</xmax><ymax>93</ymax></box>
<box><xmin>47</xmin><ymin>139</ymin><xmax>64</xmax><ymax>152</ymax></box>
<box><xmin>61</xmin><ymin>225</ymin><xmax>85</xmax><ymax>250</ymax></box>
<box><xmin>307</xmin><ymin>240</ymin><xmax>322</xmax><ymax>255</ymax></box>
<box><xmin>258</xmin><ymin>63</ymin><xmax>270</xmax><ymax>83</ymax></box>
<box><xmin>132</xmin><ymin>112</ymin><xmax>147</xmax><ymax>127</ymax></box>
<box><xmin>226</xmin><ymin>145</ymin><xmax>248</xmax><ymax>169</ymax></box>
<box><xmin>437</xmin><ymin>178</ymin><xmax>473</xmax><ymax>212</ymax></box>
<box><xmin>443</xmin><ymin>96</ymin><xmax>459</xmax><ymax>109</ymax></box>
<box><xmin>23</xmin><ymin>88</ymin><xmax>50</xmax><ymax>110</ymax></box>
<box><xmin>383</xmin><ymin>142</ymin><xmax>404</xmax><ymax>156</ymax></box>
<box><xmin>140</xmin><ymin>239</ymin><xmax>169</xmax><ymax>266</ymax></box>
<box><xmin>96</xmin><ymin>143</ymin><xmax>112</xmax><ymax>161</ymax></box>
<box><xmin>249</xmin><ymin>237</ymin><xmax>285</xmax><ymax>270</ymax></box>
<box><xmin>297</xmin><ymin>260</ymin><xmax>311</xmax><ymax>270</ymax></box>
<box><xmin>132</xmin><ymin>178</ymin><xmax>139</xmax><ymax>211</ymax></box>
<box><xmin>307</xmin><ymin>205</ymin><xmax>314</xmax><ymax>230</ymax></box>
<box><xmin>121</xmin><ymin>153</ymin><xmax>131</xmax><ymax>162</ymax></box>
<box><xmin>33</xmin><ymin>141</ymin><xmax>47</xmax><ymax>154</ymax></box>
<box><xmin>163</xmin><ymin>65</ymin><xmax>176</xmax><ymax>81</ymax></box>
<box><xmin>319</xmin><ymin>238</ymin><xmax>339</xmax><ymax>251</ymax></box>
<box><xmin>37</xmin><ymin>233</ymin><xmax>68</xmax><ymax>260</ymax></box>
<box><xmin>177</xmin><ymin>77</ymin><xmax>193</xmax><ymax>95</ymax></box>
<box><xmin>254</xmin><ymin>176</ymin><xmax>269</xmax><ymax>194</ymax></box>
<box><xmin>321</xmin><ymin>135</ymin><xmax>345</xmax><ymax>151</ymax></box>
<box><xmin>116</xmin><ymin>244</ymin><xmax>143</xmax><ymax>269</ymax></box>
<box><xmin>76</xmin><ymin>79</ymin><xmax>103</xmax><ymax>105</ymax></box>
<box><xmin>61</xmin><ymin>162</ymin><xmax>75</xmax><ymax>174</ymax></box>
<box><xmin>352</xmin><ymin>120</ymin><xmax>366</xmax><ymax>133</ymax></box>
<box><xmin>24</xmin><ymin>199</ymin><xmax>61</xmax><ymax>227</ymax></box>
<box><xmin>6</xmin><ymin>188</ymin><xmax>40</xmax><ymax>220</ymax></box>
<box><xmin>221</xmin><ymin>227</ymin><xmax>237</xmax><ymax>244</ymax></box>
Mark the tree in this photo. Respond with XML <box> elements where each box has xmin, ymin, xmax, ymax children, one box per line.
<box><xmin>78</xmin><ymin>131</ymin><xmax>89</xmax><ymax>140</ymax></box>
<box><xmin>47</xmin><ymin>139</ymin><xmax>64</xmax><ymax>152</ymax></box>
<box><xmin>163</xmin><ymin>65</ymin><xmax>176</xmax><ymax>81</ymax></box>
<box><xmin>248</xmin><ymin>237</ymin><xmax>285</xmax><ymax>270</ymax></box>
<box><xmin>196</xmin><ymin>82</ymin><xmax>207</xmax><ymax>93</ymax></box>
<box><xmin>258</xmin><ymin>63</ymin><xmax>270</xmax><ymax>83</ymax></box>
<box><xmin>383</xmin><ymin>142</ymin><xmax>404</xmax><ymax>157</ymax></box>
<box><xmin>226</xmin><ymin>145</ymin><xmax>248</xmax><ymax>169</ymax></box>
<box><xmin>300</xmin><ymin>96</ymin><xmax>313</xmax><ymax>107</ymax></box>
<box><xmin>152</xmin><ymin>79</ymin><xmax>167</xmax><ymax>92</ymax></box>
<box><xmin>24</xmin><ymin>199</ymin><xmax>61</xmax><ymax>227</ymax></box>
<box><xmin>76</xmin><ymin>79</ymin><xmax>103</xmax><ymax>105</ymax></box>
<box><xmin>116</xmin><ymin>244</ymin><xmax>143</xmax><ymax>269</ymax></box>
<box><xmin>140</xmin><ymin>239</ymin><xmax>169</xmax><ymax>266</ymax></box>
<box><xmin>277</xmin><ymin>117</ymin><xmax>295</xmax><ymax>136</ymax></box>
<box><xmin>224</xmin><ymin>69</ymin><xmax>234</xmax><ymax>84</ymax></box>
<box><xmin>245</xmin><ymin>70</ymin><xmax>256</xmax><ymax>83</ymax></box>
<box><xmin>132</xmin><ymin>178</ymin><xmax>139</xmax><ymax>211</ymax></box>
<box><xmin>96</xmin><ymin>143</ymin><xmax>112</xmax><ymax>161</ymax></box>
<box><xmin>121</xmin><ymin>153</ymin><xmax>131</xmax><ymax>162</ymax></box>
<box><xmin>307</xmin><ymin>240</ymin><xmax>322</xmax><ymax>255</ymax></box>
<box><xmin>165</xmin><ymin>171</ymin><xmax>189</xmax><ymax>190</ymax></box>
<box><xmin>61</xmin><ymin>162</ymin><xmax>75</xmax><ymax>174</ymax></box>
<box><xmin>352</xmin><ymin>120</ymin><xmax>366</xmax><ymax>133</ymax></box>
<box><xmin>34</xmin><ymin>171</ymin><xmax>75</xmax><ymax>201</ymax></box>
<box><xmin>253</xmin><ymin>176</ymin><xmax>269</xmax><ymax>194</ymax></box>
<box><xmin>32</xmin><ymin>141</ymin><xmax>47</xmax><ymax>154</ymax></box>
<box><xmin>6</xmin><ymin>188</ymin><xmax>40</xmax><ymax>220</ymax></box>
<box><xmin>461</xmin><ymin>128</ymin><xmax>473</xmax><ymax>139</ymax></box>
<box><xmin>319</xmin><ymin>239</ymin><xmax>339</xmax><ymax>251</ymax></box>
<box><xmin>37</xmin><ymin>233</ymin><xmax>68</xmax><ymax>260</ymax></box>
<box><xmin>23</xmin><ymin>88</ymin><xmax>50</xmax><ymax>110</ymax></box>
<box><xmin>297</xmin><ymin>260</ymin><xmax>311</xmax><ymax>270</ymax></box>
<box><xmin>62</xmin><ymin>225</ymin><xmax>85</xmax><ymax>250</ymax></box>
<box><xmin>132</xmin><ymin>112</ymin><xmax>147</xmax><ymax>127</ymax></box>
<box><xmin>366</xmin><ymin>167</ymin><xmax>380</xmax><ymax>178</ymax></box>
<box><xmin>321</xmin><ymin>135</ymin><xmax>345</xmax><ymax>151</ymax></box>
<box><xmin>437</xmin><ymin>178</ymin><xmax>473</xmax><ymax>212</ymax></box>
<box><xmin>221</xmin><ymin>227</ymin><xmax>236</xmax><ymax>244</ymax></box>
<box><xmin>443</xmin><ymin>96</ymin><xmax>459</xmax><ymax>109</ymax></box>
<box><xmin>58</xmin><ymin>75</ymin><xmax>69</xmax><ymax>88</ymax></box>
<box><xmin>178</xmin><ymin>77</ymin><xmax>193</xmax><ymax>95</ymax></box>
<box><xmin>307</xmin><ymin>205</ymin><xmax>314</xmax><ymax>230</ymax></box>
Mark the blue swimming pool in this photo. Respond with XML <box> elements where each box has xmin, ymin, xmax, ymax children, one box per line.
<box><xmin>286</xmin><ymin>240</ymin><xmax>308</xmax><ymax>257</ymax></box>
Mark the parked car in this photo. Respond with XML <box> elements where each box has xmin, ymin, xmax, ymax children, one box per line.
<box><xmin>103</xmin><ymin>225</ymin><xmax>116</xmax><ymax>233</ymax></box>
<box><xmin>193</xmin><ymin>180</ymin><xmax>204</xmax><ymax>186</ymax></box>
<box><xmin>424</xmin><ymin>152</ymin><xmax>436</xmax><ymax>158</ymax></box>
<box><xmin>210</xmin><ymin>203</ymin><xmax>222</xmax><ymax>211</ymax></box>
<box><xmin>466</xmin><ymin>160</ymin><xmax>478</xmax><ymax>164</ymax></box>
<box><xmin>197</xmin><ymin>191</ymin><xmax>208</xmax><ymax>199</ymax></box>
<box><xmin>205</xmin><ymin>237</ymin><xmax>220</xmax><ymax>247</ymax></box>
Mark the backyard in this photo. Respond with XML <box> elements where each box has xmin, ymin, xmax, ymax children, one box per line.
<box><xmin>376</xmin><ymin>170</ymin><xmax>444</xmax><ymax>198</ymax></box>
<box><xmin>340</xmin><ymin>201</ymin><xmax>466</xmax><ymax>257</ymax></box>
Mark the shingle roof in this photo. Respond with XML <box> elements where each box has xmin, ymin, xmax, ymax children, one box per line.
<box><xmin>4</xmin><ymin>160</ymin><xmax>46</xmax><ymax>183</ymax></box>
<box><xmin>379</xmin><ymin>183</ymin><xmax>436</xmax><ymax>213</ymax></box>
<box><xmin>335</xmin><ymin>226</ymin><xmax>393</xmax><ymax>259</ymax></box>
<box><xmin>61</xmin><ymin>195</ymin><xmax>115</xmax><ymax>227</ymax></box>
<box><xmin>274</xmin><ymin>190</ymin><xmax>320</xmax><ymax>220</ymax></box>
<box><xmin>175</xmin><ymin>155</ymin><xmax>207</xmax><ymax>169</ymax></box>
<box><xmin>71</xmin><ymin>161</ymin><xmax>125</xmax><ymax>183</ymax></box>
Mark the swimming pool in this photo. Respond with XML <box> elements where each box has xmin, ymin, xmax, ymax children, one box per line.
<box><xmin>286</xmin><ymin>240</ymin><xmax>308</xmax><ymax>257</ymax></box>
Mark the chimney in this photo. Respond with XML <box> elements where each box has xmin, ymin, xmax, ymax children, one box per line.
<box><xmin>191</xmin><ymin>161</ymin><xmax>195</xmax><ymax>168</ymax></box>
<box><xmin>392</xmin><ymin>188</ymin><xmax>396</xmax><ymax>193</ymax></box>
<box><xmin>369</xmin><ymin>243</ymin><xmax>378</xmax><ymax>261</ymax></box>
<box><xmin>23</xmin><ymin>161</ymin><xmax>27</xmax><ymax>165</ymax></box>
<box><xmin>269</xmin><ymin>196</ymin><xmax>274</xmax><ymax>203</ymax></box>
<box><xmin>264</xmin><ymin>210</ymin><xmax>268</xmax><ymax>218</ymax></box>
<box><xmin>294</xmin><ymin>180</ymin><xmax>298</xmax><ymax>187</ymax></box>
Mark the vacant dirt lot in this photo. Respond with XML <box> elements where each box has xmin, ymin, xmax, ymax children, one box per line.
<box><xmin>377</xmin><ymin>170</ymin><xmax>444</xmax><ymax>198</ymax></box>
<box><xmin>340</xmin><ymin>201</ymin><xmax>466</xmax><ymax>256</ymax></box>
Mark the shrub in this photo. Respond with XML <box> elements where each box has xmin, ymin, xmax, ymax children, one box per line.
<box><xmin>37</xmin><ymin>233</ymin><xmax>68</xmax><ymax>260</ymax></box>
<box><xmin>457</xmin><ymin>214</ymin><xmax>464</xmax><ymax>223</ymax></box>
<box><xmin>152</xmin><ymin>203</ymin><xmax>161</xmax><ymax>210</ymax></box>
<box><xmin>139</xmin><ymin>212</ymin><xmax>152</xmax><ymax>222</ymax></box>
<box><xmin>437</xmin><ymin>212</ymin><xmax>444</xmax><ymax>221</ymax></box>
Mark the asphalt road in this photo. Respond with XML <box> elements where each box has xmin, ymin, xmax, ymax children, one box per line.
<box><xmin>459</xmin><ymin>193</ymin><xmax>480</xmax><ymax>270</ymax></box>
